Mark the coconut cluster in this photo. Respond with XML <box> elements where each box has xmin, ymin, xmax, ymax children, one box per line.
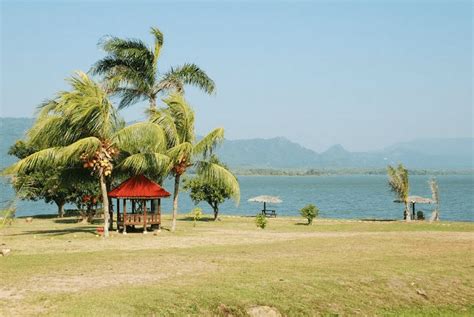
<box><xmin>80</xmin><ymin>142</ymin><xmax>119</xmax><ymax>177</ymax></box>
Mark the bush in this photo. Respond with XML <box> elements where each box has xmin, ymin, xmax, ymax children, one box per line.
<box><xmin>255</xmin><ymin>213</ymin><xmax>267</xmax><ymax>229</ymax></box>
<box><xmin>417</xmin><ymin>211</ymin><xmax>425</xmax><ymax>220</ymax></box>
<box><xmin>190</xmin><ymin>207</ymin><xmax>203</xmax><ymax>227</ymax></box>
<box><xmin>300</xmin><ymin>204</ymin><xmax>319</xmax><ymax>225</ymax></box>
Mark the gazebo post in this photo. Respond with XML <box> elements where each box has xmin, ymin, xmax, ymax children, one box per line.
<box><xmin>116</xmin><ymin>198</ymin><xmax>120</xmax><ymax>232</ymax></box>
<box><xmin>108</xmin><ymin>198</ymin><xmax>113</xmax><ymax>231</ymax></box>
<box><xmin>263</xmin><ymin>202</ymin><xmax>266</xmax><ymax>214</ymax></box>
<box><xmin>412</xmin><ymin>202</ymin><xmax>416</xmax><ymax>220</ymax></box>
<box><xmin>157</xmin><ymin>199</ymin><xmax>161</xmax><ymax>230</ymax></box>
<box><xmin>143</xmin><ymin>200</ymin><xmax>148</xmax><ymax>234</ymax></box>
<box><xmin>123</xmin><ymin>199</ymin><xmax>127</xmax><ymax>235</ymax></box>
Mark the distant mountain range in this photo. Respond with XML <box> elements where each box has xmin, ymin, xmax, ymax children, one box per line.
<box><xmin>1</xmin><ymin>117</ymin><xmax>473</xmax><ymax>170</ymax></box>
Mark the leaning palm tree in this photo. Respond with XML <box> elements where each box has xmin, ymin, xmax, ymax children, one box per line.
<box><xmin>4</xmin><ymin>72</ymin><xmax>168</xmax><ymax>237</ymax></box>
<box><xmin>5</xmin><ymin>73</ymin><xmax>121</xmax><ymax>237</ymax></box>
<box><xmin>429</xmin><ymin>178</ymin><xmax>440</xmax><ymax>221</ymax></box>
<box><xmin>387</xmin><ymin>164</ymin><xmax>411</xmax><ymax>221</ymax></box>
<box><xmin>150</xmin><ymin>93</ymin><xmax>240</xmax><ymax>231</ymax></box>
<box><xmin>91</xmin><ymin>27</ymin><xmax>215</xmax><ymax>110</ymax></box>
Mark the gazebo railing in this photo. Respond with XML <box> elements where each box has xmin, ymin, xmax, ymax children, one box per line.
<box><xmin>118</xmin><ymin>213</ymin><xmax>161</xmax><ymax>225</ymax></box>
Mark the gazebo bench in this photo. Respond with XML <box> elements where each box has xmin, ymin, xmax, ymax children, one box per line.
<box><xmin>262</xmin><ymin>209</ymin><xmax>277</xmax><ymax>217</ymax></box>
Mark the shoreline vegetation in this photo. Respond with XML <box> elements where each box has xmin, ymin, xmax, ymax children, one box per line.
<box><xmin>231</xmin><ymin>167</ymin><xmax>474</xmax><ymax>176</ymax></box>
<box><xmin>1</xmin><ymin>215</ymin><xmax>473</xmax><ymax>316</ymax></box>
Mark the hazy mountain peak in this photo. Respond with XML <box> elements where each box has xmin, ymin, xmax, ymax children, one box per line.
<box><xmin>1</xmin><ymin>118</ymin><xmax>472</xmax><ymax>169</ymax></box>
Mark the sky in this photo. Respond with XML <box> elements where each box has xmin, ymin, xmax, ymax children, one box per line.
<box><xmin>1</xmin><ymin>0</ymin><xmax>472</xmax><ymax>152</ymax></box>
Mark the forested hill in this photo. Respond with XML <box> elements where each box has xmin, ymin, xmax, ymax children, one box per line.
<box><xmin>1</xmin><ymin>117</ymin><xmax>473</xmax><ymax>170</ymax></box>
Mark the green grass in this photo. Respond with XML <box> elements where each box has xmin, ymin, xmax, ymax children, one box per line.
<box><xmin>0</xmin><ymin>215</ymin><xmax>473</xmax><ymax>316</ymax></box>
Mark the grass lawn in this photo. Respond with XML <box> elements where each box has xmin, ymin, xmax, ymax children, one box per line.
<box><xmin>0</xmin><ymin>214</ymin><xmax>473</xmax><ymax>316</ymax></box>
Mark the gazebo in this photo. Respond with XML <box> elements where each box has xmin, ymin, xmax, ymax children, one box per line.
<box><xmin>108</xmin><ymin>175</ymin><xmax>171</xmax><ymax>234</ymax></box>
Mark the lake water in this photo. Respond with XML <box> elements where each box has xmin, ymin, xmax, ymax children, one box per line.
<box><xmin>1</xmin><ymin>175</ymin><xmax>473</xmax><ymax>221</ymax></box>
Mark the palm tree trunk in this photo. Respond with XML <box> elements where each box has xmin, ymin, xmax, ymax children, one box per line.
<box><xmin>150</xmin><ymin>96</ymin><xmax>156</xmax><ymax>109</ymax></box>
<box><xmin>99</xmin><ymin>172</ymin><xmax>110</xmax><ymax>237</ymax></box>
<box><xmin>171</xmin><ymin>174</ymin><xmax>181</xmax><ymax>232</ymax></box>
<box><xmin>404</xmin><ymin>202</ymin><xmax>411</xmax><ymax>221</ymax></box>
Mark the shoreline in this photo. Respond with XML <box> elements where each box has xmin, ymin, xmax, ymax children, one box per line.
<box><xmin>11</xmin><ymin>212</ymin><xmax>474</xmax><ymax>224</ymax></box>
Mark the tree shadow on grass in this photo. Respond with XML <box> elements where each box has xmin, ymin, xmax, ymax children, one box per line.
<box><xmin>178</xmin><ymin>216</ymin><xmax>216</xmax><ymax>222</ymax></box>
<box><xmin>6</xmin><ymin>226</ymin><xmax>97</xmax><ymax>237</ymax></box>
<box><xmin>53</xmin><ymin>218</ymin><xmax>102</xmax><ymax>225</ymax></box>
<box><xmin>359</xmin><ymin>218</ymin><xmax>398</xmax><ymax>222</ymax></box>
<box><xmin>294</xmin><ymin>222</ymin><xmax>310</xmax><ymax>226</ymax></box>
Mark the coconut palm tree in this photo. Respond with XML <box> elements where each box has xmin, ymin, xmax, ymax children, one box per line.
<box><xmin>387</xmin><ymin>164</ymin><xmax>411</xmax><ymax>221</ymax></box>
<box><xmin>429</xmin><ymin>178</ymin><xmax>440</xmax><ymax>221</ymax></box>
<box><xmin>91</xmin><ymin>27</ymin><xmax>215</xmax><ymax>110</ymax></box>
<box><xmin>150</xmin><ymin>93</ymin><xmax>240</xmax><ymax>231</ymax></box>
<box><xmin>4</xmin><ymin>72</ymin><xmax>168</xmax><ymax>237</ymax></box>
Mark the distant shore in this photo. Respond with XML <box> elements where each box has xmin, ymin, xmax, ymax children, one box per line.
<box><xmin>231</xmin><ymin>168</ymin><xmax>474</xmax><ymax>176</ymax></box>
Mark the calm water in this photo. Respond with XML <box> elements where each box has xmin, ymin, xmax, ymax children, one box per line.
<box><xmin>1</xmin><ymin>175</ymin><xmax>473</xmax><ymax>221</ymax></box>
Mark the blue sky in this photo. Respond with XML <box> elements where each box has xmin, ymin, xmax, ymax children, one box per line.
<box><xmin>1</xmin><ymin>1</ymin><xmax>472</xmax><ymax>152</ymax></box>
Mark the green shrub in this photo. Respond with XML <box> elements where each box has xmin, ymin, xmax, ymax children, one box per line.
<box><xmin>255</xmin><ymin>213</ymin><xmax>267</xmax><ymax>229</ymax></box>
<box><xmin>300</xmin><ymin>204</ymin><xmax>319</xmax><ymax>225</ymax></box>
<box><xmin>190</xmin><ymin>207</ymin><xmax>203</xmax><ymax>227</ymax></box>
<box><xmin>417</xmin><ymin>211</ymin><xmax>425</xmax><ymax>220</ymax></box>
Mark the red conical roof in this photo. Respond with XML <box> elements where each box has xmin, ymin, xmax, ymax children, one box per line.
<box><xmin>108</xmin><ymin>175</ymin><xmax>171</xmax><ymax>198</ymax></box>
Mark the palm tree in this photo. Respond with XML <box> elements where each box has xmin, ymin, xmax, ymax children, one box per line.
<box><xmin>150</xmin><ymin>93</ymin><xmax>240</xmax><ymax>231</ymax></box>
<box><xmin>429</xmin><ymin>178</ymin><xmax>440</xmax><ymax>221</ymax></box>
<box><xmin>4</xmin><ymin>72</ymin><xmax>168</xmax><ymax>237</ymax></box>
<box><xmin>91</xmin><ymin>27</ymin><xmax>215</xmax><ymax>110</ymax></box>
<box><xmin>387</xmin><ymin>164</ymin><xmax>411</xmax><ymax>221</ymax></box>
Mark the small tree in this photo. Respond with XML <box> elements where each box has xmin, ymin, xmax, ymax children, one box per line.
<box><xmin>9</xmin><ymin>141</ymin><xmax>72</xmax><ymax>218</ymax></box>
<box><xmin>189</xmin><ymin>207</ymin><xmax>202</xmax><ymax>227</ymax></box>
<box><xmin>183</xmin><ymin>156</ymin><xmax>237</xmax><ymax>221</ymax></box>
<box><xmin>255</xmin><ymin>213</ymin><xmax>267</xmax><ymax>229</ymax></box>
<box><xmin>300</xmin><ymin>204</ymin><xmax>319</xmax><ymax>225</ymax></box>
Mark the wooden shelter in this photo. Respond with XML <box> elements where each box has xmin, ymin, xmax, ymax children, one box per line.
<box><xmin>108</xmin><ymin>175</ymin><xmax>171</xmax><ymax>234</ymax></box>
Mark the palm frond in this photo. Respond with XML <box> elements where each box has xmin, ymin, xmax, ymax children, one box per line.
<box><xmin>115</xmin><ymin>87</ymin><xmax>148</xmax><ymax>110</ymax></box>
<box><xmin>150</xmin><ymin>27</ymin><xmax>164</xmax><ymax>70</ymax></box>
<box><xmin>162</xmin><ymin>93</ymin><xmax>195</xmax><ymax>144</ymax></box>
<box><xmin>113</xmin><ymin>122</ymin><xmax>167</xmax><ymax>154</ymax></box>
<box><xmin>159</xmin><ymin>63</ymin><xmax>215</xmax><ymax>95</ymax></box>
<box><xmin>98</xmin><ymin>36</ymin><xmax>154</xmax><ymax>65</ymax></box>
<box><xmin>58</xmin><ymin>71</ymin><xmax>121</xmax><ymax>140</ymax></box>
<box><xmin>193</xmin><ymin>128</ymin><xmax>224</xmax><ymax>158</ymax></box>
<box><xmin>3</xmin><ymin>148</ymin><xmax>60</xmax><ymax>175</ymax></box>
<box><xmin>167</xmin><ymin>142</ymin><xmax>193</xmax><ymax>165</ymax></box>
<box><xmin>195</xmin><ymin>160</ymin><xmax>240</xmax><ymax>204</ymax></box>
<box><xmin>148</xmin><ymin>108</ymin><xmax>179</xmax><ymax>148</ymax></box>
<box><xmin>58</xmin><ymin>137</ymin><xmax>102</xmax><ymax>165</ymax></box>
<box><xmin>118</xmin><ymin>152</ymin><xmax>171</xmax><ymax>176</ymax></box>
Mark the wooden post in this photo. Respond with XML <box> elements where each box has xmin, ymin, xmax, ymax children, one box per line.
<box><xmin>108</xmin><ymin>198</ymin><xmax>113</xmax><ymax>231</ymax></box>
<box><xmin>143</xmin><ymin>200</ymin><xmax>147</xmax><ymax>234</ymax></box>
<box><xmin>116</xmin><ymin>199</ymin><xmax>120</xmax><ymax>232</ymax></box>
<box><xmin>158</xmin><ymin>198</ymin><xmax>161</xmax><ymax>229</ymax></box>
<box><xmin>123</xmin><ymin>199</ymin><xmax>127</xmax><ymax>235</ymax></box>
